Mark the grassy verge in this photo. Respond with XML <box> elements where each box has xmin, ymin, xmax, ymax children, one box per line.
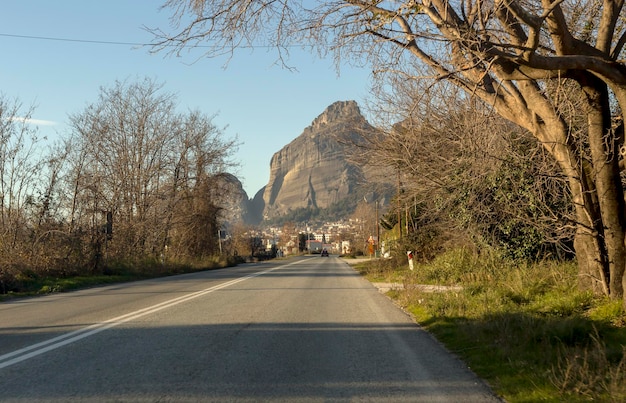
<box><xmin>0</xmin><ymin>255</ymin><xmax>238</xmax><ymax>301</ymax></box>
<box><xmin>354</xmin><ymin>249</ymin><xmax>626</xmax><ymax>402</ymax></box>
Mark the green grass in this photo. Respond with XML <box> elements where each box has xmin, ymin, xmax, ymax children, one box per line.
<box><xmin>356</xmin><ymin>249</ymin><xmax>626</xmax><ymax>402</ymax></box>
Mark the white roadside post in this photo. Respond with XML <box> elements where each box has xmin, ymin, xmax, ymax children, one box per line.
<box><xmin>407</xmin><ymin>250</ymin><xmax>414</xmax><ymax>271</ymax></box>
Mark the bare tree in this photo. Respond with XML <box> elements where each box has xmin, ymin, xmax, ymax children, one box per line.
<box><xmin>0</xmin><ymin>97</ymin><xmax>40</xmax><ymax>248</ymax></box>
<box><xmin>0</xmin><ymin>96</ymin><xmax>81</xmax><ymax>285</ymax></box>
<box><xmin>25</xmin><ymin>139</ymin><xmax>78</xmax><ymax>273</ymax></box>
<box><xmin>68</xmin><ymin>78</ymin><xmax>177</xmax><ymax>263</ymax></box>
<box><xmin>279</xmin><ymin>221</ymin><xmax>297</xmax><ymax>254</ymax></box>
<box><xmin>67</xmin><ymin>78</ymin><xmax>237</xmax><ymax>267</ymax></box>
<box><xmin>163</xmin><ymin>112</ymin><xmax>239</xmax><ymax>259</ymax></box>
<box><xmin>151</xmin><ymin>0</ymin><xmax>626</xmax><ymax>302</ymax></box>
<box><xmin>350</xmin><ymin>199</ymin><xmax>378</xmax><ymax>254</ymax></box>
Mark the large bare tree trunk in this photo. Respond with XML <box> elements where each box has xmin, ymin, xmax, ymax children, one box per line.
<box><xmin>492</xmin><ymin>78</ymin><xmax>624</xmax><ymax>298</ymax></box>
<box><xmin>580</xmin><ymin>78</ymin><xmax>626</xmax><ymax>299</ymax></box>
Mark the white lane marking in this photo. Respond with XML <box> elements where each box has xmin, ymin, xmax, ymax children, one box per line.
<box><xmin>0</xmin><ymin>261</ymin><xmax>301</xmax><ymax>369</ymax></box>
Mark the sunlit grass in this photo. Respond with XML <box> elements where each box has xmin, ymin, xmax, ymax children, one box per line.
<box><xmin>357</xmin><ymin>249</ymin><xmax>626</xmax><ymax>402</ymax></box>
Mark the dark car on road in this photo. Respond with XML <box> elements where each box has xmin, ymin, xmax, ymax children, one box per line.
<box><xmin>321</xmin><ymin>249</ymin><xmax>329</xmax><ymax>257</ymax></box>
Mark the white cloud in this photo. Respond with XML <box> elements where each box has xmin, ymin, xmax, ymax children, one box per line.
<box><xmin>8</xmin><ymin>116</ymin><xmax>58</xmax><ymax>126</ymax></box>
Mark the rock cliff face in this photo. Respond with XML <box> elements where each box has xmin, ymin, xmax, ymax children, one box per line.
<box><xmin>261</xmin><ymin>100</ymin><xmax>375</xmax><ymax>220</ymax></box>
<box><xmin>212</xmin><ymin>173</ymin><xmax>255</xmax><ymax>225</ymax></box>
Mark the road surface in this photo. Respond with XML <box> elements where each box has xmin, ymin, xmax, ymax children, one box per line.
<box><xmin>0</xmin><ymin>256</ymin><xmax>502</xmax><ymax>402</ymax></box>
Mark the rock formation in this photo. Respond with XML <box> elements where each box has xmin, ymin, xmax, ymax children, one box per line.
<box><xmin>261</xmin><ymin>100</ymin><xmax>376</xmax><ymax>221</ymax></box>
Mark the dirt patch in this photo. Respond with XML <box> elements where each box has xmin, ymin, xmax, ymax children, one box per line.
<box><xmin>372</xmin><ymin>283</ymin><xmax>462</xmax><ymax>293</ymax></box>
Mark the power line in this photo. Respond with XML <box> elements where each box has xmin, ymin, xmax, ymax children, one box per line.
<box><xmin>0</xmin><ymin>32</ymin><xmax>302</xmax><ymax>49</ymax></box>
<box><xmin>0</xmin><ymin>32</ymin><xmax>148</xmax><ymax>46</ymax></box>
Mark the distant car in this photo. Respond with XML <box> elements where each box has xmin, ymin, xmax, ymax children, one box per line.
<box><xmin>321</xmin><ymin>249</ymin><xmax>329</xmax><ymax>257</ymax></box>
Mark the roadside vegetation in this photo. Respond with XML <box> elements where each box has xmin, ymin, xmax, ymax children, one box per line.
<box><xmin>0</xmin><ymin>255</ymin><xmax>238</xmax><ymax>301</ymax></box>
<box><xmin>0</xmin><ymin>79</ymin><xmax>242</xmax><ymax>299</ymax></box>
<box><xmin>355</xmin><ymin>250</ymin><xmax>626</xmax><ymax>402</ymax></box>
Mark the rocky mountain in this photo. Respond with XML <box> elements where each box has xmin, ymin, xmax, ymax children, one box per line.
<box><xmin>228</xmin><ymin>100</ymin><xmax>390</xmax><ymax>225</ymax></box>
<box><xmin>211</xmin><ymin>173</ymin><xmax>256</xmax><ymax>226</ymax></box>
<box><xmin>260</xmin><ymin>100</ymin><xmax>381</xmax><ymax>222</ymax></box>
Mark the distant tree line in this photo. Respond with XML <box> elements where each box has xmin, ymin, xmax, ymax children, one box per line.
<box><xmin>0</xmin><ymin>78</ymin><xmax>238</xmax><ymax>292</ymax></box>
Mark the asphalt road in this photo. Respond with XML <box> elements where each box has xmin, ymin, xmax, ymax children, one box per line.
<box><xmin>0</xmin><ymin>256</ymin><xmax>502</xmax><ymax>402</ymax></box>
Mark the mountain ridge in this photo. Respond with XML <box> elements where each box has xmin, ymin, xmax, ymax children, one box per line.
<box><xmin>233</xmin><ymin>100</ymin><xmax>390</xmax><ymax>225</ymax></box>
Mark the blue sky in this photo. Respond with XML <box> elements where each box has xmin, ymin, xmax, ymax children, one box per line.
<box><xmin>0</xmin><ymin>1</ymin><xmax>372</xmax><ymax>197</ymax></box>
